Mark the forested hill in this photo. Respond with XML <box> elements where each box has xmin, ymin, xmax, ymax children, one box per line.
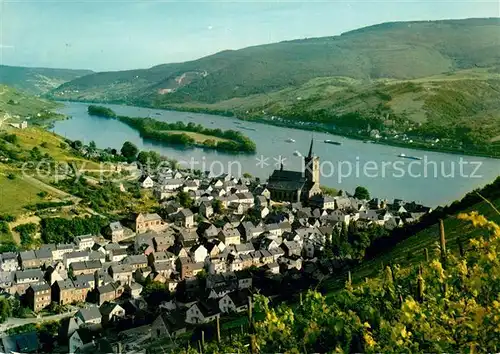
<box><xmin>49</xmin><ymin>18</ymin><xmax>500</xmax><ymax>104</ymax></box>
<box><xmin>0</xmin><ymin>65</ymin><xmax>93</xmax><ymax>95</ymax></box>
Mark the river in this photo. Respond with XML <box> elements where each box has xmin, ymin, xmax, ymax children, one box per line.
<box><xmin>53</xmin><ymin>102</ymin><xmax>499</xmax><ymax>207</ymax></box>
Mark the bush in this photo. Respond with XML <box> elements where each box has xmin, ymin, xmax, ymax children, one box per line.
<box><xmin>40</xmin><ymin>142</ymin><xmax>49</xmax><ymax>148</ymax></box>
<box><xmin>24</xmin><ymin>201</ymin><xmax>73</xmax><ymax>211</ymax></box>
<box><xmin>7</xmin><ymin>173</ymin><xmax>16</xmax><ymax>180</ymax></box>
<box><xmin>0</xmin><ymin>214</ymin><xmax>16</xmax><ymax>222</ymax></box>
<box><xmin>3</xmin><ymin>134</ymin><xmax>18</xmax><ymax>144</ymax></box>
<box><xmin>40</xmin><ymin>215</ymin><xmax>108</xmax><ymax>244</ymax></box>
<box><xmin>14</xmin><ymin>223</ymin><xmax>38</xmax><ymax>247</ymax></box>
<box><xmin>37</xmin><ymin>191</ymin><xmax>48</xmax><ymax>198</ymax></box>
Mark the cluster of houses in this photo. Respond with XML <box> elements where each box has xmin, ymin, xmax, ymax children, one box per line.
<box><xmin>0</xmin><ymin>164</ymin><xmax>431</xmax><ymax>352</ymax></box>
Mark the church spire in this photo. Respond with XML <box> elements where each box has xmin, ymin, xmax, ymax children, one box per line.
<box><xmin>308</xmin><ymin>137</ymin><xmax>314</xmax><ymax>158</ymax></box>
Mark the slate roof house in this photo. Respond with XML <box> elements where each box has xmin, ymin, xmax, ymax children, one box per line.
<box><xmin>1</xmin><ymin>331</ymin><xmax>39</xmax><ymax>353</ymax></box>
<box><xmin>75</xmin><ymin>307</ymin><xmax>102</xmax><ymax>327</ymax></box>
<box><xmin>151</xmin><ymin>310</ymin><xmax>187</xmax><ymax>340</ymax></box>
<box><xmin>26</xmin><ymin>282</ymin><xmax>51</xmax><ymax>312</ymax></box>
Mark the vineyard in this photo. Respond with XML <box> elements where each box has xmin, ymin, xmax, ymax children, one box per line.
<box><xmin>171</xmin><ymin>212</ymin><xmax>500</xmax><ymax>353</ymax></box>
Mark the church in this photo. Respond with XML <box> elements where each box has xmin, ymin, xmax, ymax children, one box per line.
<box><xmin>266</xmin><ymin>138</ymin><xmax>322</xmax><ymax>203</ymax></box>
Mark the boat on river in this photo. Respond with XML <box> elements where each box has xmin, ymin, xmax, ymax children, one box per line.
<box><xmin>293</xmin><ymin>150</ymin><xmax>302</xmax><ymax>157</ymax></box>
<box><xmin>398</xmin><ymin>153</ymin><xmax>422</xmax><ymax>160</ymax></box>
<box><xmin>324</xmin><ymin>139</ymin><xmax>341</xmax><ymax>145</ymax></box>
<box><xmin>285</xmin><ymin>138</ymin><xmax>296</xmax><ymax>143</ymax></box>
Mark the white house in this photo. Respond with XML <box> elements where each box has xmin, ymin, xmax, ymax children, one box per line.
<box><xmin>100</xmin><ymin>302</ymin><xmax>126</xmax><ymax>326</ymax></box>
<box><xmin>52</xmin><ymin>244</ymin><xmax>75</xmax><ymax>261</ymax></box>
<box><xmin>140</xmin><ymin>176</ymin><xmax>154</xmax><ymax>189</ymax></box>
<box><xmin>218</xmin><ymin>294</ymin><xmax>236</xmax><ymax>313</ymax></box>
<box><xmin>190</xmin><ymin>244</ymin><xmax>208</xmax><ymax>263</ymax></box>
<box><xmin>75</xmin><ymin>235</ymin><xmax>95</xmax><ymax>251</ymax></box>
<box><xmin>185</xmin><ymin>302</ymin><xmax>220</xmax><ymax>324</ymax></box>
<box><xmin>63</xmin><ymin>251</ymin><xmax>90</xmax><ymax>268</ymax></box>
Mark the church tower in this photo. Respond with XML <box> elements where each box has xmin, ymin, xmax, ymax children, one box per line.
<box><xmin>304</xmin><ymin>138</ymin><xmax>321</xmax><ymax>198</ymax></box>
<box><xmin>304</xmin><ymin>138</ymin><xmax>320</xmax><ymax>184</ymax></box>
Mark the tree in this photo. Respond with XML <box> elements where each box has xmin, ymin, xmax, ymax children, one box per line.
<box><xmin>14</xmin><ymin>223</ymin><xmax>38</xmax><ymax>248</ymax></box>
<box><xmin>71</xmin><ymin>140</ymin><xmax>83</xmax><ymax>150</ymax></box>
<box><xmin>320</xmin><ymin>185</ymin><xmax>337</xmax><ymax>196</ymax></box>
<box><xmin>137</xmin><ymin>150</ymin><xmax>162</xmax><ymax>170</ymax></box>
<box><xmin>30</xmin><ymin>147</ymin><xmax>43</xmax><ymax>160</ymax></box>
<box><xmin>177</xmin><ymin>191</ymin><xmax>193</xmax><ymax>208</ymax></box>
<box><xmin>354</xmin><ymin>186</ymin><xmax>370</xmax><ymax>200</ymax></box>
<box><xmin>121</xmin><ymin>141</ymin><xmax>138</xmax><ymax>162</ymax></box>
<box><xmin>4</xmin><ymin>134</ymin><xmax>18</xmax><ymax>144</ymax></box>
<box><xmin>142</xmin><ymin>281</ymin><xmax>171</xmax><ymax>307</ymax></box>
<box><xmin>212</xmin><ymin>199</ymin><xmax>224</xmax><ymax>214</ymax></box>
<box><xmin>0</xmin><ymin>297</ymin><xmax>12</xmax><ymax>323</ymax></box>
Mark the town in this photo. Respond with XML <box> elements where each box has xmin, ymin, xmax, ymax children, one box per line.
<box><xmin>0</xmin><ymin>140</ymin><xmax>432</xmax><ymax>353</ymax></box>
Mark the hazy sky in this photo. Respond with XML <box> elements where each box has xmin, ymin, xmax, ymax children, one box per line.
<box><xmin>0</xmin><ymin>0</ymin><xmax>498</xmax><ymax>72</ymax></box>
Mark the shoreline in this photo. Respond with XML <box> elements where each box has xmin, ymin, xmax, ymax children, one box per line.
<box><xmin>52</xmin><ymin>98</ymin><xmax>500</xmax><ymax>160</ymax></box>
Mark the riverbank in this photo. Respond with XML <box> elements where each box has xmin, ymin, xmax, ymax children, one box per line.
<box><xmin>160</xmin><ymin>105</ymin><xmax>500</xmax><ymax>159</ymax></box>
<box><xmin>56</xmin><ymin>98</ymin><xmax>500</xmax><ymax>159</ymax></box>
<box><xmin>87</xmin><ymin>105</ymin><xmax>256</xmax><ymax>154</ymax></box>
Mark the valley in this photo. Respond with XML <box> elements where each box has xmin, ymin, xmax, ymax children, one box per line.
<box><xmin>0</xmin><ymin>13</ymin><xmax>499</xmax><ymax>353</ymax></box>
<box><xmin>43</xmin><ymin>18</ymin><xmax>500</xmax><ymax>158</ymax></box>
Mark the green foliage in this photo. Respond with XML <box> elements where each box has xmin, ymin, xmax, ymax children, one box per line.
<box><xmin>14</xmin><ymin>223</ymin><xmax>38</xmax><ymax>248</ymax></box>
<box><xmin>118</xmin><ymin>115</ymin><xmax>256</xmax><ymax>153</ymax></box>
<box><xmin>0</xmin><ymin>214</ymin><xmax>16</xmax><ymax>222</ymax></box>
<box><xmin>212</xmin><ymin>199</ymin><xmax>224</xmax><ymax>214</ymax></box>
<box><xmin>0</xmin><ymin>66</ymin><xmax>92</xmax><ymax>95</ymax></box>
<box><xmin>320</xmin><ymin>185</ymin><xmax>338</xmax><ymax>196</ymax></box>
<box><xmin>177</xmin><ymin>191</ymin><xmax>194</xmax><ymax>208</ymax></box>
<box><xmin>50</xmin><ymin>19</ymin><xmax>500</xmax><ymax>105</ymax></box>
<box><xmin>23</xmin><ymin>200</ymin><xmax>73</xmax><ymax>211</ymax></box>
<box><xmin>87</xmin><ymin>105</ymin><xmax>117</xmax><ymax>118</ymax></box>
<box><xmin>30</xmin><ymin>147</ymin><xmax>43</xmax><ymax>161</ymax></box>
<box><xmin>47</xmin><ymin>302</ymin><xmax>68</xmax><ymax>315</ymax></box>
<box><xmin>0</xmin><ymin>297</ymin><xmax>12</xmax><ymax>323</ymax></box>
<box><xmin>137</xmin><ymin>150</ymin><xmax>162</xmax><ymax>170</ymax></box>
<box><xmin>7</xmin><ymin>173</ymin><xmax>16</xmax><ymax>180</ymax></box>
<box><xmin>54</xmin><ymin>177</ymin><xmax>129</xmax><ymax>213</ymax></box>
<box><xmin>40</xmin><ymin>215</ymin><xmax>107</xmax><ymax>244</ymax></box>
<box><xmin>70</xmin><ymin>140</ymin><xmax>83</xmax><ymax>150</ymax></box>
<box><xmin>195</xmin><ymin>213</ymin><xmax>500</xmax><ymax>353</ymax></box>
<box><xmin>354</xmin><ymin>186</ymin><xmax>370</xmax><ymax>200</ymax></box>
<box><xmin>4</xmin><ymin>134</ymin><xmax>18</xmax><ymax>144</ymax></box>
<box><xmin>121</xmin><ymin>141</ymin><xmax>139</xmax><ymax>162</ymax></box>
<box><xmin>6</xmin><ymin>323</ymin><xmax>36</xmax><ymax>335</ymax></box>
<box><xmin>142</xmin><ymin>281</ymin><xmax>171</xmax><ymax>307</ymax></box>
<box><xmin>37</xmin><ymin>191</ymin><xmax>48</xmax><ymax>198</ymax></box>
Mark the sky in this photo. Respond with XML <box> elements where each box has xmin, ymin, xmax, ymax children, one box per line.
<box><xmin>0</xmin><ymin>0</ymin><xmax>499</xmax><ymax>72</ymax></box>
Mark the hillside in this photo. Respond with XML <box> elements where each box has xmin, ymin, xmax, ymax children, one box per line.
<box><xmin>323</xmin><ymin>176</ymin><xmax>500</xmax><ymax>292</ymax></box>
<box><xmin>48</xmin><ymin>18</ymin><xmax>500</xmax><ymax>156</ymax></box>
<box><xmin>0</xmin><ymin>85</ymin><xmax>57</xmax><ymax>116</ymax></box>
<box><xmin>0</xmin><ymin>65</ymin><xmax>93</xmax><ymax>95</ymax></box>
<box><xmin>173</xmin><ymin>68</ymin><xmax>500</xmax><ymax>154</ymax></box>
<box><xmin>50</xmin><ymin>18</ymin><xmax>500</xmax><ymax>105</ymax></box>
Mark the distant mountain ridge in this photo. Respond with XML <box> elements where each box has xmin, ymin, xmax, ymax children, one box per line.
<box><xmin>0</xmin><ymin>65</ymin><xmax>93</xmax><ymax>95</ymax></box>
<box><xmin>48</xmin><ymin>18</ymin><xmax>500</xmax><ymax>105</ymax></box>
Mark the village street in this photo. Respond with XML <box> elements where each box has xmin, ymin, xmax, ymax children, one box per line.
<box><xmin>0</xmin><ymin>309</ymin><xmax>77</xmax><ymax>333</ymax></box>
